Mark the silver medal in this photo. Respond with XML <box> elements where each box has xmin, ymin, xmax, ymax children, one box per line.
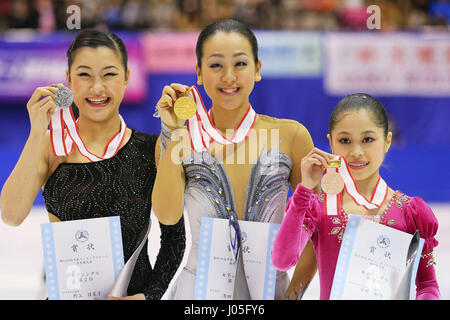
<box><xmin>54</xmin><ymin>86</ymin><xmax>73</xmax><ymax>109</ymax></box>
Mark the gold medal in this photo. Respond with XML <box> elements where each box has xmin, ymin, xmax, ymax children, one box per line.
<box><xmin>173</xmin><ymin>87</ymin><xmax>197</xmax><ymax>120</ymax></box>
<box><xmin>321</xmin><ymin>160</ymin><xmax>344</xmax><ymax>195</ymax></box>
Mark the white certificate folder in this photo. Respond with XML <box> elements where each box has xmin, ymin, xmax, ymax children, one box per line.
<box><xmin>330</xmin><ymin>214</ymin><xmax>424</xmax><ymax>300</ymax></box>
<box><xmin>41</xmin><ymin>216</ymin><xmax>124</xmax><ymax>300</ymax></box>
<box><xmin>194</xmin><ymin>217</ymin><xmax>280</xmax><ymax>300</ymax></box>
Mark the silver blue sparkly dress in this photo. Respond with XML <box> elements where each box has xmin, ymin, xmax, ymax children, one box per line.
<box><xmin>168</xmin><ymin>148</ymin><xmax>292</xmax><ymax>299</ymax></box>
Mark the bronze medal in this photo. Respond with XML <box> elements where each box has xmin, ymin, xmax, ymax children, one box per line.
<box><xmin>321</xmin><ymin>160</ymin><xmax>344</xmax><ymax>195</ymax></box>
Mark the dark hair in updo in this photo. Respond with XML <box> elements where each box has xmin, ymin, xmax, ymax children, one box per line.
<box><xmin>196</xmin><ymin>19</ymin><xmax>259</xmax><ymax>68</ymax></box>
<box><xmin>67</xmin><ymin>29</ymin><xmax>128</xmax><ymax>73</ymax></box>
<box><xmin>329</xmin><ymin>93</ymin><xmax>389</xmax><ymax>138</ymax></box>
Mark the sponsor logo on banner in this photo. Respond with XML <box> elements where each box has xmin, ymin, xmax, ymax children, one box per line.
<box><xmin>256</xmin><ymin>31</ymin><xmax>322</xmax><ymax>77</ymax></box>
<box><xmin>324</xmin><ymin>32</ymin><xmax>450</xmax><ymax>96</ymax></box>
<box><xmin>141</xmin><ymin>32</ymin><xmax>198</xmax><ymax>73</ymax></box>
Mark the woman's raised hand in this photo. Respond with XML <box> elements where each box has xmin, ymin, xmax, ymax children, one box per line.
<box><xmin>156</xmin><ymin>83</ymin><xmax>190</xmax><ymax>129</ymax></box>
<box><xmin>26</xmin><ymin>85</ymin><xmax>59</xmax><ymax>136</ymax></box>
<box><xmin>300</xmin><ymin>148</ymin><xmax>335</xmax><ymax>190</ymax></box>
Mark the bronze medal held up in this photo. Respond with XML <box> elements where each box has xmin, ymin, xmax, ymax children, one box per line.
<box><xmin>173</xmin><ymin>87</ymin><xmax>197</xmax><ymax>120</ymax></box>
<box><xmin>320</xmin><ymin>160</ymin><xmax>344</xmax><ymax>195</ymax></box>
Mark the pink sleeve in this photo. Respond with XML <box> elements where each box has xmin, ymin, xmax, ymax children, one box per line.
<box><xmin>271</xmin><ymin>184</ymin><xmax>320</xmax><ymax>271</ymax></box>
<box><xmin>404</xmin><ymin>197</ymin><xmax>440</xmax><ymax>300</ymax></box>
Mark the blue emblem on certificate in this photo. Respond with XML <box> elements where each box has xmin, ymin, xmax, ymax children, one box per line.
<box><xmin>41</xmin><ymin>216</ymin><xmax>124</xmax><ymax>300</ymax></box>
<box><xmin>194</xmin><ymin>217</ymin><xmax>279</xmax><ymax>300</ymax></box>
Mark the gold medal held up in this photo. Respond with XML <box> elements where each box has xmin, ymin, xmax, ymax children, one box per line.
<box><xmin>321</xmin><ymin>159</ymin><xmax>344</xmax><ymax>195</ymax></box>
<box><xmin>174</xmin><ymin>87</ymin><xmax>197</xmax><ymax>120</ymax></box>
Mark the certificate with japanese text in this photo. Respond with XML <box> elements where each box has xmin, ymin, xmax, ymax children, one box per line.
<box><xmin>194</xmin><ymin>217</ymin><xmax>279</xmax><ymax>300</ymax></box>
<box><xmin>330</xmin><ymin>214</ymin><xmax>424</xmax><ymax>300</ymax></box>
<box><xmin>41</xmin><ymin>216</ymin><xmax>124</xmax><ymax>300</ymax></box>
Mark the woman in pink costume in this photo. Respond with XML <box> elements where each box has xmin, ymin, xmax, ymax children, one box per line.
<box><xmin>271</xmin><ymin>93</ymin><xmax>439</xmax><ymax>300</ymax></box>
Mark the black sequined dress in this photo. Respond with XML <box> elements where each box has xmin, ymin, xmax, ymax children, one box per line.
<box><xmin>42</xmin><ymin>129</ymin><xmax>185</xmax><ymax>299</ymax></box>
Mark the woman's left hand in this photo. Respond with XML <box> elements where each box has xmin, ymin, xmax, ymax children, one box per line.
<box><xmin>283</xmin><ymin>282</ymin><xmax>304</xmax><ymax>300</ymax></box>
<box><xmin>108</xmin><ymin>293</ymin><xmax>146</xmax><ymax>300</ymax></box>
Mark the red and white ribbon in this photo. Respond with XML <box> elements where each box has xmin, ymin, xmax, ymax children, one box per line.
<box><xmin>324</xmin><ymin>166</ymin><xmax>342</xmax><ymax>216</ymax></box>
<box><xmin>186</xmin><ymin>86</ymin><xmax>257</xmax><ymax>152</ymax></box>
<box><xmin>50</xmin><ymin>107</ymin><xmax>126</xmax><ymax>162</ymax></box>
<box><xmin>325</xmin><ymin>155</ymin><xmax>388</xmax><ymax>215</ymax></box>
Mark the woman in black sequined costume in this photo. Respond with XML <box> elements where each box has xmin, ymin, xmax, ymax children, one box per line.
<box><xmin>0</xmin><ymin>29</ymin><xmax>185</xmax><ymax>300</ymax></box>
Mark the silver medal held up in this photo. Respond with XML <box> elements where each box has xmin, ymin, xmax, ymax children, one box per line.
<box><xmin>53</xmin><ymin>86</ymin><xmax>73</xmax><ymax>109</ymax></box>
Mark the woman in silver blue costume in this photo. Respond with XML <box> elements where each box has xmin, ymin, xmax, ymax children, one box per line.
<box><xmin>153</xmin><ymin>19</ymin><xmax>319</xmax><ymax>300</ymax></box>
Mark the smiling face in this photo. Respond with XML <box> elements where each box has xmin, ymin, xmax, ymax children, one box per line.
<box><xmin>195</xmin><ymin>31</ymin><xmax>261</xmax><ymax>112</ymax></box>
<box><xmin>66</xmin><ymin>46</ymin><xmax>129</xmax><ymax>122</ymax></box>
<box><xmin>328</xmin><ymin>109</ymin><xmax>392</xmax><ymax>182</ymax></box>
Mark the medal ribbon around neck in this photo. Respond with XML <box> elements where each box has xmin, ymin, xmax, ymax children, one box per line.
<box><xmin>325</xmin><ymin>155</ymin><xmax>388</xmax><ymax>215</ymax></box>
<box><xmin>186</xmin><ymin>86</ymin><xmax>257</xmax><ymax>152</ymax></box>
<box><xmin>49</xmin><ymin>87</ymin><xmax>127</xmax><ymax>162</ymax></box>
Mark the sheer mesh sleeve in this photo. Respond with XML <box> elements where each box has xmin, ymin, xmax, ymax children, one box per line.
<box><xmin>144</xmin><ymin>216</ymin><xmax>186</xmax><ymax>300</ymax></box>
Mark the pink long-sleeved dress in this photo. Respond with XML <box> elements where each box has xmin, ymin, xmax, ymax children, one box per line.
<box><xmin>271</xmin><ymin>184</ymin><xmax>440</xmax><ymax>300</ymax></box>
